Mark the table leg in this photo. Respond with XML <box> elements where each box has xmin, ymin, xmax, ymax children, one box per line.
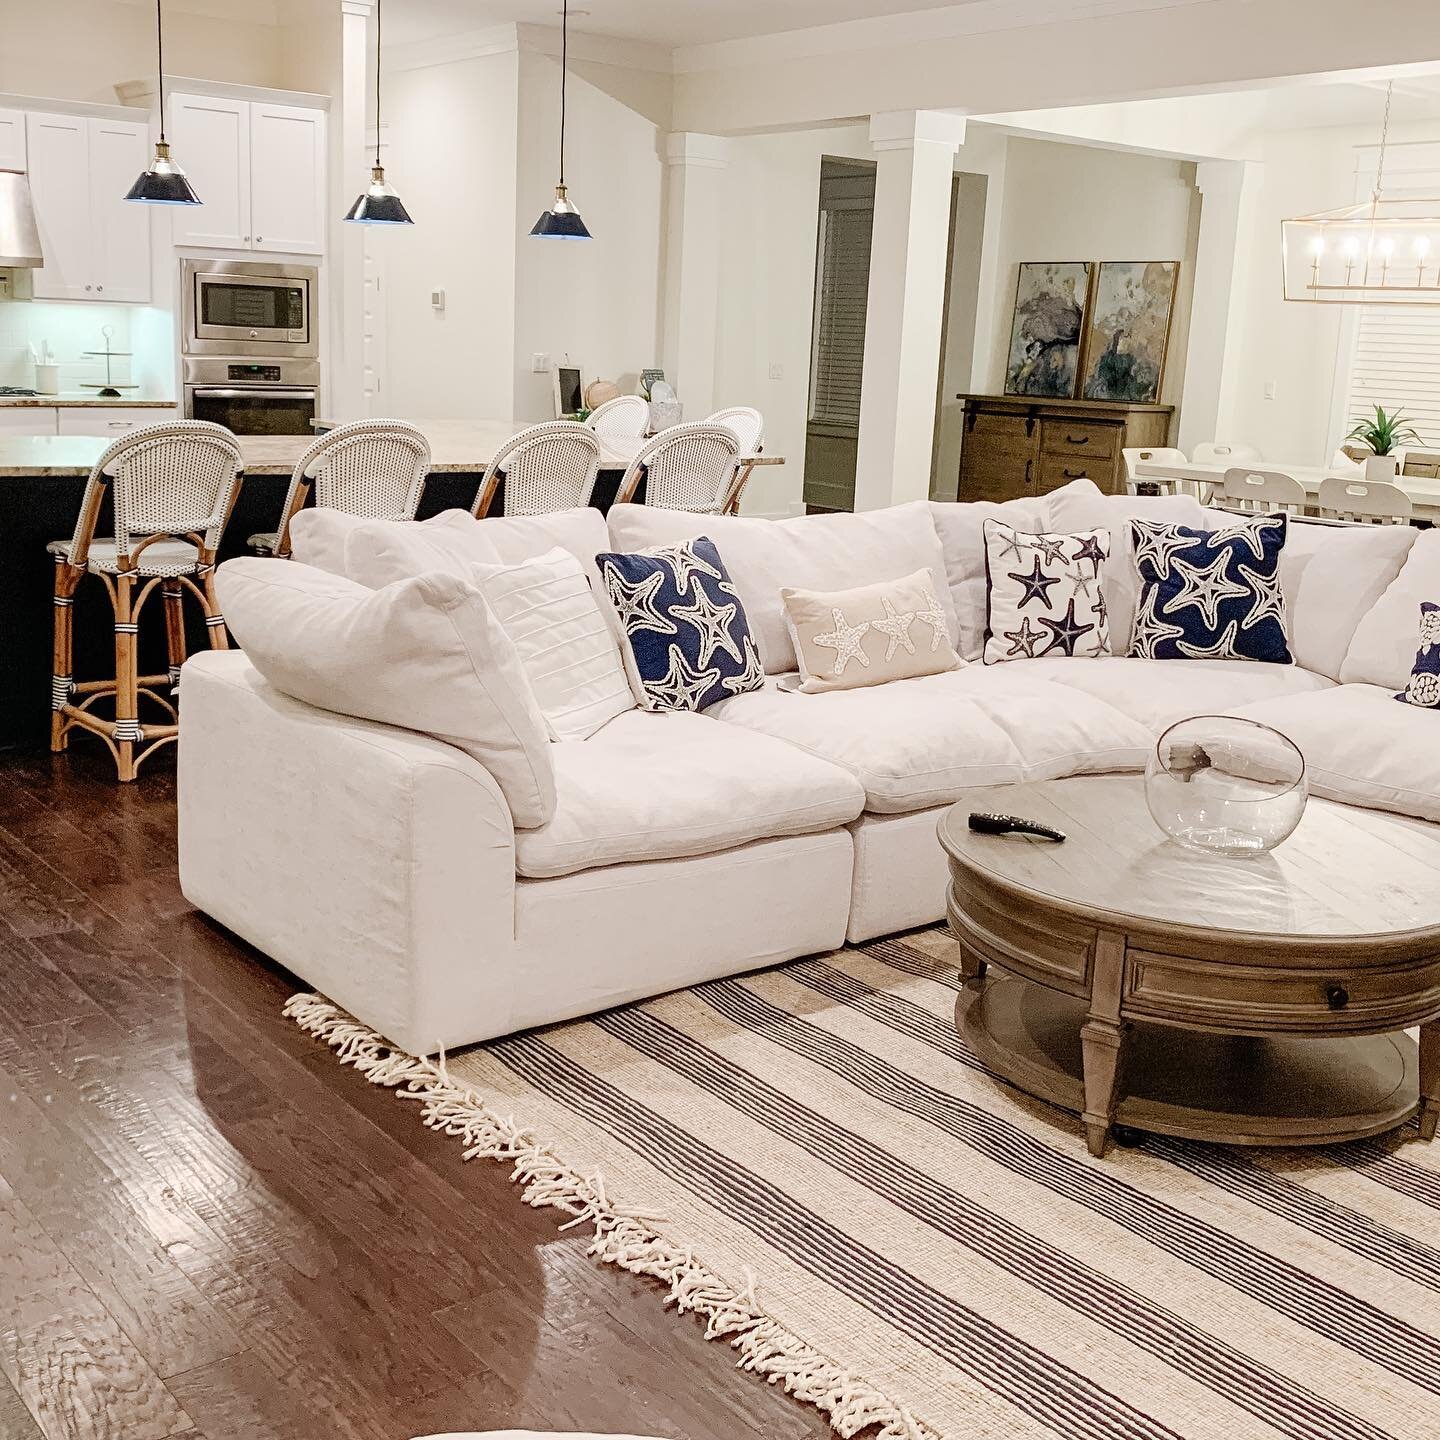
<box><xmin>1420</xmin><ymin>1020</ymin><xmax>1438</xmax><ymax>1142</ymax></box>
<box><xmin>958</xmin><ymin>943</ymin><xmax>987</xmax><ymax>986</ymax></box>
<box><xmin>1082</xmin><ymin>931</ymin><xmax>1129</xmax><ymax>1158</ymax></box>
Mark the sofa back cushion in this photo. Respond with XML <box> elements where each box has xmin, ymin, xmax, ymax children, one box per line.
<box><xmin>214</xmin><ymin>557</ymin><xmax>556</xmax><ymax>827</ymax></box>
<box><xmin>1043</xmin><ymin>478</ymin><xmax>1207</xmax><ymax>653</ymax></box>
<box><xmin>606</xmin><ymin>501</ymin><xmax>957</xmax><ymax>674</ymax></box>
<box><xmin>1278</xmin><ymin>520</ymin><xmax>1415</xmax><ymax>680</ymax></box>
<box><xmin>1341</xmin><ymin>528</ymin><xmax>1440</xmax><ymax>688</ymax></box>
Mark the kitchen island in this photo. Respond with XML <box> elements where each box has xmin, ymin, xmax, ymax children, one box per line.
<box><xmin>0</xmin><ymin>424</ymin><xmax>780</xmax><ymax>749</ymax></box>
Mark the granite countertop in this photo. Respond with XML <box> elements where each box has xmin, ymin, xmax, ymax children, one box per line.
<box><xmin>0</xmin><ymin>394</ymin><xmax>177</xmax><ymax>409</ymax></box>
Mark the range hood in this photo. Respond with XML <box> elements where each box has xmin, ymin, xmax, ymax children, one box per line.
<box><xmin>0</xmin><ymin>171</ymin><xmax>43</xmax><ymax>268</ymax></box>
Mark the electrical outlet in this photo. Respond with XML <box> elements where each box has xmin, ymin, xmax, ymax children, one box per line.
<box><xmin>768</xmin><ymin>362</ymin><xmax>784</xmax><ymax>381</ymax></box>
<box><xmin>1263</xmin><ymin>379</ymin><xmax>1277</xmax><ymax>400</ymax></box>
<box><xmin>430</xmin><ymin>288</ymin><xmax>446</xmax><ymax>311</ymax></box>
<box><xmin>532</xmin><ymin>352</ymin><xmax>551</xmax><ymax>374</ymax></box>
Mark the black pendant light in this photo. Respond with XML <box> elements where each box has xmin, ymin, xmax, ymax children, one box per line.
<box><xmin>126</xmin><ymin>0</ymin><xmax>201</xmax><ymax>205</ymax></box>
<box><xmin>344</xmin><ymin>0</ymin><xmax>413</xmax><ymax>225</ymax></box>
<box><xmin>531</xmin><ymin>0</ymin><xmax>591</xmax><ymax>238</ymax></box>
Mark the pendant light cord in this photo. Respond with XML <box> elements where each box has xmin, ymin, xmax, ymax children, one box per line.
<box><xmin>1375</xmin><ymin>80</ymin><xmax>1394</xmax><ymax>198</ymax></box>
<box><xmin>375</xmin><ymin>0</ymin><xmax>383</xmax><ymax>169</ymax></box>
<box><xmin>559</xmin><ymin>0</ymin><xmax>568</xmax><ymax>187</ymax></box>
<box><xmin>156</xmin><ymin>0</ymin><xmax>166</xmax><ymax>143</ymax></box>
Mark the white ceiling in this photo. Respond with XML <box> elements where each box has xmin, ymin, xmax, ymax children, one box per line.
<box><xmin>1258</xmin><ymin>75</ymin><xmax>1440</xmax><ymax>130</ymax></box>
<box><xmin>380</xmin><ymin>0</ymin><xmax>995</xmax><ymax>49</ymax></box>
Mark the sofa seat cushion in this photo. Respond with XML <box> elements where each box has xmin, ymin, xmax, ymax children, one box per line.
<box><xmin>1017</xmin><ymin>656</ymin><xmax>1334</xmax><ymax>734</ymax></box>
<box><xmin>513</xmin><ymin>709</ymin><xmax>866</xmax><ymax>878</ymax></box>
<box><xmin>1230</xmin><ymin>683</ymin><xmax>1440</xmax><ymax>825</ymax></box>
<box><xmin>707</xmin><ymin>668</ymin><xmax>1151</xmax><ymax>815</ymax></box>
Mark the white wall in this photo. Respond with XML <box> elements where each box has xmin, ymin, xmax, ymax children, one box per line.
<box><xmin>380</xmin><ymin>50</ymin><xmax>520</xmax><ymax>420</ymax></box>
<box><xmin>512</xmin><ymin>52</ymin><xmax>669</xmax><ymax>421</ymax></box>
<box><xmin>711</xmin><ymin>123</ymin><xmax>872</xmax><ymax>515</ymax></box>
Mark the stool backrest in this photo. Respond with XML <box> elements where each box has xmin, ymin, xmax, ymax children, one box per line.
<box><xmin>615</xmin><ymin>422</ymin><xmax>742</xmax><ymax>512</ymax></box>
<box><xmin>1317</xmin><ymin>475</ymin><xmax>1413</xmax><ymax>525</ymax></box>
<box><xmin>472</xmin><ymin>421</ymin><xmax>602</xmax><ymax>518</ymax></box>
<box><xmin>586</xmin><ymin>394</ymin><xmax>649</xmax><ymax>438</ymax></box>
<box><xmin>1221</xmin><ymin>466</ymin><xmax>1307</xmax><ymax>514</ymax></box>
<box><xmin>70</xmin><ymin>420</ymin><xmax>244</xmax><ymax>567</ymax></box>
<box><xmin>1193</xmin><ymin>441</ymin><xmax>1262</xmax><ymax>466</ymax></box>
<box><xmin>1120</xmin><ymin>445</ymin><xmax>1187</xmax><ymax>487</ymax></box>
<box><xmin>706</xmin><ymin>406</ymin><xmax>764</xmax><ymax>456</ymax></box>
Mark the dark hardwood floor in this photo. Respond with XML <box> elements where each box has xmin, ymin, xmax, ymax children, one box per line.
<box><xmin>0</xmin><ymin>745</ymin><xmax>834</xmax><ymax>1440</ymax></box>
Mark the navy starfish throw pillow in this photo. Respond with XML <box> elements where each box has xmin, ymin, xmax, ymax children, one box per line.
<box><xmin>1396</xmin><ymin>602</ymin><xmax>1440</xmax><ymax>709</ymax></box>
<box><xmin>597</xmin><ymin>536</ymin><xmax>764</xmax><ymax>712</ymax></box>
<box><xmin>1129</xmin><ymin>514</ymin><xmax>1292</xmax><ymax>663</ymax></box>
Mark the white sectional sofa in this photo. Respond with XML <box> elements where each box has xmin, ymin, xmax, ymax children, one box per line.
<box><xmin>178</xmin><ymin>478</ymin><xmax>1440</xmax><ymax>1055</ymax></box>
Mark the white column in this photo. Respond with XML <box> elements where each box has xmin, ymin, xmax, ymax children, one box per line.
<box><xmin>661</xmin><ymin>132</ymin><xmax>729</xmax><ymax>416</ymax></box>
<box><xmin>328</xmin><ymin>0</ymin><xmax>373</xmax><ymax>420</ymax></box>
<box><xmin>1178</xmin><ymin>159</ymin><xmax>1263</xmax><ymax>455</ymax></box>
<box><xmin>854</xmin><ymin>110</ymin><xmax>966</xmax><ymax>510</ymax></box>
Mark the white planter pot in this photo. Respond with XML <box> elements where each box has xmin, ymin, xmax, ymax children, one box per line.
<box><xmin>1364</xmin><ymin>453</ymin><xmax>1400</xmax><ymax>482</ymax></box>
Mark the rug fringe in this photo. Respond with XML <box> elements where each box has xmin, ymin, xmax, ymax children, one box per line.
<box><xmin>282</xmin><ymin>993</ymin><xmax>940</xmax><ymax>1440</ymax></box>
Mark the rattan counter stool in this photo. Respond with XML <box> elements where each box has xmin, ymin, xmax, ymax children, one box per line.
<box><xmin>47</xmin><ymin>421</ymin><xmax>244</xmax><ymax>781</ymax></box>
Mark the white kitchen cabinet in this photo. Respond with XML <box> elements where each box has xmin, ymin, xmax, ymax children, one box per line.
<box><xmin>169</xmin><ymin>93</ymin><xmax>325</xmax><ymax>255</ymax></box>
<box><xmin>0</xmin><ymin>108</ymin><xmax>25</xmax><ymax>170</ymax></box>
<box><xmin>56</xmin><ymin>407</ymin><xmax>177</xmax><ymax>437</ymax></box>
<box><xmin>26</xmin><ymin>113</ymin><xmax>92</xmax><ymax>300</ymax></box>
<box><xmin>0</xmin><ymin>409</ymin><xmax>59</xmax><ymax>436</ymax></box>
<box><xmin>26</xmin><ymin>111</ymin><xmax>152</xmax><ymax>303</ymax></box>
<box><xmin>250</xmin><ymin>103</ymin><xmax>326</xmax><ymax>254</ymax></box>
<box><xmin>168</xmin><ymin>94</ymin><xmax>251</xmax><ymax>250</ymax></box>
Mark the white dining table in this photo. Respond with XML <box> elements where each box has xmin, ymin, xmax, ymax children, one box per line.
<box><xmin>1134</xmin><ymin>459</ymin><xmax>1440</xmax><ymax>523</ymax></box>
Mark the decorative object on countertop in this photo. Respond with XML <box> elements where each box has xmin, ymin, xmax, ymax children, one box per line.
<box><xmin>982</xmin><ymin>519</ymin><xmax>1111</xmax><ymax>663</ymax></box>
<box><xmin>1396</xmin><ymin>601</ymin><xmax>1440</xmax><ymax>709</ymax></box>
<box><xmin>260</xmin><ymin>419</ymin><xmax>430</xmax><ymax>558</ymax></box>
<box><xmin>47</xmin><ymin>421</ymin><xmax>242</xmax><ymax>781</ymax></box>
<box><xmin>597</xmin><ymin>537</ymin><xmax>763</xmax><ymax>712</ymax></box>
<box><xmin>583</xmin><ymin>379</ymin><xmax>622</xmax><ymax>411</ymax></box>
<box><xmin>646</xmin><ymin>379</ymin><xmax>683</xmax><ymax>432</ymax></box>
<box><xmin>780</xmin><ymin>567</ymin><xmax>959</xmax><ymax>694</ymax></box>
<box><xmin>531</xmin><ymin>0</ymin><xmax>591</xmax><ymax>238</ymax></box>
<box><xmin>614</xmin><ymin>422</ymin><xmax>739</xmax><ymax>512</ymax></box>
<box><xmin>1004</xmin><ymin>261</ymin><xmax>1092</xmax><ymax>398</ymax></box>
<box><xmin>1346</xmin><ymin>403</ymin><xmax>1420</xmax><ymax>482</ymax></box>
<box><xmin>343</xmin><ymin>0</ymin><xmax>413</xmax><ymax>225</ymax></box>
<box><xmin>126</xmin><ymin>0</ymin><xmax>201</xmax><ymax>206</ymax></box>
<box><xmin>1080</xmin><ymin>261</ymin><xmax>1179</xmax><ymax>406</ymax></box>
<box><xmin>1145</xmin><ymin>715</ymin><xmax>1308</xmax><ymax>856</ymax></box>
<box><xmin>471</xmin><ymin>420</ymin><xmax>601</xmax><ymax>519</ymax></box>
<box><xmin>80</xmin><ymin>325</ymin><xmax>136</xmax><ymax>399</ymax></box>
<box><xmin>1129</xmin><ymin>513</ymin><xmax>1292</xmax><ymax>663</ymax></box>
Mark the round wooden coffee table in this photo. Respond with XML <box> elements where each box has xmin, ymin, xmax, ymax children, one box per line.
<box><xmin>939</xmin><ymin>776</ymin><xmax>1440</xmax><ymax>1157</ymax></box>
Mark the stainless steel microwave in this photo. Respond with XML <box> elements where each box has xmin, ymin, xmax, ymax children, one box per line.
<box><xmin>182</xmin><ymin>259</ymin><xmax>318</xmax><ymax>357</ymax></box>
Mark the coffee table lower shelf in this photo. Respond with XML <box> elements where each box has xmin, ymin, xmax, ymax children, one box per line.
<box><xmin>958</xmin><ymin>972</ymin><xmax>1422</xmax><ymax>1150</ymax></box>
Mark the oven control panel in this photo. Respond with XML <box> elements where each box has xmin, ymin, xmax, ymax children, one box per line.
<box><xmin>227</xmin><ymin>364</ymin><xmax>283</xmax><ymax>383</ymax></box>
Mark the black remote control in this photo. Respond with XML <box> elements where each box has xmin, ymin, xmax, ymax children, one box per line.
<box><xmin>968</xmin><ymin>811</ymin><xmax>1066</xmax><ymax>843</ymax></box>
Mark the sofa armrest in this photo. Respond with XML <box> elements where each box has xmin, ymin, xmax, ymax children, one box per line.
<box><xmin>177</xmin><ymin>651</ymin><xmax>518</xmax><ymax>1054</ymax></box>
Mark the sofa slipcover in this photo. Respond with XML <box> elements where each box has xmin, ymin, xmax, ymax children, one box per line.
<box><xmin>708</xmin><ymin>667</ymin><xmax>1151</xmax><ymax>814</ymax></box>
<box><xmin>513</xmin><ymin>709</ymin><xmax>866</xmax><ymax>878</ymax></box>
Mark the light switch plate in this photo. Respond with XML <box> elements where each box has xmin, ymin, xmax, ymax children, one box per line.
<box><xmin>532</xmin><ymin>352</ymin><xmax>551</xmax><ymax>374</ymax></box>
<box><xmin>768</xmin><ymin>362</ymin><xmax>784</xmax><ymax>380</ymax></box>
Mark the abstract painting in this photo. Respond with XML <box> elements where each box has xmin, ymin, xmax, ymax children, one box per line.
<box><xmin>1080</xmin><ymin>260</ymin><xmax>1179</xmax><ymax>404</ymax></box>
<box><xmin>1004</xmin><ymin>261</ymin><xmax>1092</xmax><ymax>398</ymax></box>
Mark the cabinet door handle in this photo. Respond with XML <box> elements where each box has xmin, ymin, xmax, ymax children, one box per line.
<box><xmin>1063</xmin><ymin>467</ymin><xmax>1085</xmax><ymax>479</ymax></box>
<box><xmin>255</xmin><ymin>237</ymin><xmax>263</xmax><ymax>243</ymax></box>
<box><xmin>106</xmin><ymin>420</ymin><xmax>130</xmax><ymax>429</ymax></box>
<box><xmin>1326</xmin><ymin>984</ymin><xmax>1350</xmax><ymax>1011</ymax></box>
<box><xmin>1065</xmin><ymin>433</ymin><xmax>1089</xmax><ymax>445</ymax></box>
<box><xmin>85</xmin><ymin>284</ymin><xmax>93</xmax><ymax>291</ymax></box>
<box><xmin>96</xmin><ymin>285</ymin><xmax>104</xmax><ymax>293</ymax></box>
<box><xmin>1024</xmin><ymin>459</ymin><xmax>1034</xmax><ymax>485</ymax></box>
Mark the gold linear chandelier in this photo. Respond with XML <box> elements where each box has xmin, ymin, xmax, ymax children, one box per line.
<box><xmin>1282</xmin><ymin>82</ymin><xmax>1440</xmax><ymax>305</ymax></box>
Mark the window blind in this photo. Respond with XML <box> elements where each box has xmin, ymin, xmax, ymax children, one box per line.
<box><xmin>1342</xmin><ymin>305</ymin><xmax>1440</xmax><ymax>449</ymax></box>
<box><xmin>809</xmin><ymin>202</ymin><xmax>874</xmax><ymax>429</ymax></box>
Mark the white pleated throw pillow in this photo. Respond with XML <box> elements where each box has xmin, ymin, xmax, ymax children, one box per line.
<box><xmin>469</xmin><ymin>548</ymin><xmax>634</xmax><ymax>741</ymax></box>
<box><xmin>215</xmin><ymin>558</ymin><xmax>556</xmax><ymax>827</ymax></box>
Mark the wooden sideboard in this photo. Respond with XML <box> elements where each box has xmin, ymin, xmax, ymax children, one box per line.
<box><xmin>956</xmin><ymin>394</ymin><xmax>1174</xmax><ymax>503</ymax></box>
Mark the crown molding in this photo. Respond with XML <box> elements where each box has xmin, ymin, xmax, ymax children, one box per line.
<box><xmin>673</xmin><ymin>0</ymin><xmax>1209</xmax><ymax>74</ymax></box>
<box><xmin>386</xmin><ymin>23</ymin><xmax>520</xmax><ymax>74</ymax></box>
<box><xmin>115</xmin><ymin>75</ymin><xmax>330</xmax><ymax>110</ymax></box>
<box><xmin>387</xmin><ymin>21</ymin><xmax>673</xmax><ymax>76</ymax></box>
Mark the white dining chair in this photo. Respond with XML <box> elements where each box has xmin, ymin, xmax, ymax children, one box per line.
<box><xmin>1121</xmin><ymin>446</ymin><xmax>1189</xmax><ymax>496</ymax></box>
<box><xmin>262</xmin><ymin>419</ymin><xmax>431</xmax><ymax>559</ymax></box>
<box><xmin>1220</xmin><ymin>467</ymin><xmax>1307</xmax><ymax>515</ymax></box>
<box><xmin>1192</xmin><ymin>441</ymin><xmax>1262</xmax><ymax>466</ymax></box>
<box><xmin>586</xmin><ymin>395</ymin><xmax>650</xmax><ymax>439</ymax></box>
<box><xmin>706</xmin><ymin>406</ymin><xmax>765</xmax><ymax>513</ymax></box>
<box><xmin>1317</xmin><ymin>476</ymin><xmax>1413</xmax><ymax>525</ymax></box>
<box><xmin>472</xmin><ymin>421</ymin><xmax>602</xmax><ymax>518</ymax></box>
<box><xmin>614</xmin><ymin>422</ymin><xmax>742</xmax><ymax>512</ymax></box>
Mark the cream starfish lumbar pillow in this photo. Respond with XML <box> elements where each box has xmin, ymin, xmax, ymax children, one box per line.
<box><xmin>779</xmin><ymin>568</ymin><xmax>962</xmax><ymax>693</ymax></box>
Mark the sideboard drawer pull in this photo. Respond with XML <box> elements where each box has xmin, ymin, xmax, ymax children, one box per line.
<box><xmin>1065</xmin><ymin>433</ymin><xmax>1090</xmax><ymax>445</ymax></box>
<box><xmin>1326</xmin><ymin>984</ymin><xmax>1350</xmax><ymax>1011</ymax></box>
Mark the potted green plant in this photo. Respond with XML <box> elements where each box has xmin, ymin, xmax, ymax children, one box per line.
<box><xmin>1346</xmin><ymin>404</ymin><xmax>1420</xmax><ymax>481</ymax></box>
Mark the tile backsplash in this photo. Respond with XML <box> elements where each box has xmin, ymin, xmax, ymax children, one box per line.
<box><xmin>0</xmin><ymin>303</ymin><xmax>143</xmax><ymax>390</ymax></box>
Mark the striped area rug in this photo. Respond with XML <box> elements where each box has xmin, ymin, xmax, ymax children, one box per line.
<box><xmin>287</xmin><ymin>928</ymin><xmax>1440</xmax><ymax>1440</ymax></box>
